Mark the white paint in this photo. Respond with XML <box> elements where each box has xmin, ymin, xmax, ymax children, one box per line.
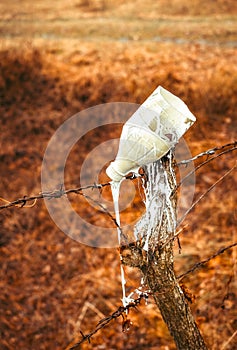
<box><xmin>110</xmin><ymin>180</ymin><xmax>130</xmax><ymax>307</ymax></box>
<box><xmin>134</xmin><ymin>157</ymin><xmax>176</xmax><ymax>251</ymax></box>
<box><xmin>110</xmin><ymin>180</ymin><xmax>122</xmax><ymax>243</ymax></box>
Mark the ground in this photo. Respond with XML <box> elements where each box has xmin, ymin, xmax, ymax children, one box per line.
<box><xmin>0</xmin><ymin>1</ymin><xmax>236</xmax><ymax>349</ymax></box>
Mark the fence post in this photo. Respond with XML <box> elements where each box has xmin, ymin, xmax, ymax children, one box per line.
<box><xmin>121</xmin><ymin>152</ymin><xmax>208</xmax><ymax>350</ymax></box>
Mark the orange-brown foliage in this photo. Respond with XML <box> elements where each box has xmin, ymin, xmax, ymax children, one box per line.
<box><xmin>0</xmin><ymin>1</ymin><xmax>236</xmax><ymax>349</ymax></box>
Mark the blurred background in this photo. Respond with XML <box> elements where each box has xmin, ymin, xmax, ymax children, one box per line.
<box><xmin>0</xmin><ymin>1</ymin><xmax>236</xmax><ymax>349</ymax></box>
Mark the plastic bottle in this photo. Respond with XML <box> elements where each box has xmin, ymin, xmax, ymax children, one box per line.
<box><xmin>106</xmin><ymin>86</ymin><xmax>196</xmax><ymax>182</ymax></box>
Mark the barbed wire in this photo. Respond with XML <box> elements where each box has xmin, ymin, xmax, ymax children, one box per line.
<box><xmin>0</xmin><ymin>141</ymin><xmax>236</xmax><ymax>211</ymax></box>
<box><xmin>0</xmin><ymin>183</ymin><xmax>108</xmax><ymax>210</ymax></box>
<box><xmin>176</xmin><ymin>143</ymin><xmax>237</xmax><ymax>190</ymax></box>
<box><xmin>65</xmin><ymin>241</ymin><xmax>237</xmax><ymax>349</ymax></box>
<box><xmin>177</xmin><ymin>163</ymin><xmax>236</xmax><ymax>224</ymax></box>
<box><xmin>65</xmin><ymin>291</ymin><xmax>150</xmax><ymax>350</ymax></box>
<box><xmin>177</xmin><ymin>242</ymin><xmax>237</xmax><ymax>280</ymax></box>
<box><xmin>176</xmin><ymin>141</ymin><xmax>237</xmax><ymax>165</ymax></box>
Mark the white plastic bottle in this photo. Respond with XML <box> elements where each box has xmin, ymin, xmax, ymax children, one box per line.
<box><xmin>106</xmin><ymin>86</ymin><xmax>196</xmax><ymax>182</ymax></box>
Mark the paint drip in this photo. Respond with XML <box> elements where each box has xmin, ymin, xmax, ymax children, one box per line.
<box><xmin>110</xmin><ymin>180</ymin><xmax>131</xmax><ymax>307</ymax></box>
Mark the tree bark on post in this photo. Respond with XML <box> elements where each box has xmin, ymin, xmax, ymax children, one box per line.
<box><xmin>121</xmin><ymin>152</ymin><xmax>208</xmax><ymax>350</ymax></box>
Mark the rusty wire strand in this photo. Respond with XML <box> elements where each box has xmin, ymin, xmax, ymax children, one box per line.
<box><xmin>176</xmin><ymin>141</ymin><xmax>237</xmax><ymax>166</ymax></box>
<box><xmin>0</xmin><ymin>183</ymin><xmax>110</xmax><ymax>210</ymax></box>
<box><xmin>177</xmin><ymin>242</ymin><xmax>237</xmax><ymax>280</ymax></box>
<box><xmin>176</xmin><ymin>144</ymin><xmax>237</xmax><ymax>190</ymax></box>
<box><xmin>177</xmin><ymin>163</ymin><xmax>236</xmax><ymax>224</ymax></box>
<box><xmin>65</xmin><ymin>292</ymin><xmax>149</xmax><ymax>350</ymax></box>
<box><xmin>0</xmin><ymin>142</ymin><xmax>236</xmax><ymax>211</ymax></box>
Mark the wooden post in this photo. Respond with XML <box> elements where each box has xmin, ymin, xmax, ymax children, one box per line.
<box><xmin>121</xmin><ymin>152</ymin><xmax>208</xmax><ymax>350</ymax></box>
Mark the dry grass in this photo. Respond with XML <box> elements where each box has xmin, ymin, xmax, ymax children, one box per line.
<box><xmin>0</xmin><ymin>0</ymin><xmax>237</xmax><ymax>44</ymax></box>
